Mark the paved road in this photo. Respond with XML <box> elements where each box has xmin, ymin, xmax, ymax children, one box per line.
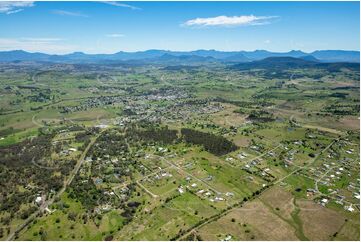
<box><xmin>6</xmin><ymin>132</ymin><xmax>101</xmax><ymax>241</ymax></box>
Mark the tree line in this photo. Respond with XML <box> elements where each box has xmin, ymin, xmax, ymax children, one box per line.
<box><xmin>181</xmin><ymin>128</ymin><xmax>238</xmax><ymax>156</ymax></box>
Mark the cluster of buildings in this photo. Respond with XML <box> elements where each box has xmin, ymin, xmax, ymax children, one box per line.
<box><xmin>299</xmin><ymin>146</ymin><xmax>359</xmax><ymax>212</ymax></box>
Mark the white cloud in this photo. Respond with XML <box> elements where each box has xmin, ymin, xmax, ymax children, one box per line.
<box><xmin>264</xmin><ymin>40</ymin><xmax>271</xmax><ymax>44</ymax></box>
<box><xmin>52</xmin><ymin>10</ymin><xmax>88</xmax><ymax>17</ymax></box>
<box><xmin>5</xmin><ymin>8</ymin><xmax>24</xmax><ymax>14</ymax></box>
<box><xmin>103</xmin><ymin>1</ymin><xmax>141</xmax><ymax>10</ymax></box>
<box><xmin>0</xmin><ymin>38</ymin><xmax>76</xmax><ymax>54</ymax></box>
<box><xmin>183</xmin><ymin>15</ymin><xmax>278</xmax><ymax>27</ymax></box>
<box><xmin>0</xmin><ymin>1</ymin><xmax>34</xmax><ymax>14</ymax></box>
<box><xmin>106</xmin><ymin>33</ymin><xmax>125</xmax><ymax>38</ymax></box>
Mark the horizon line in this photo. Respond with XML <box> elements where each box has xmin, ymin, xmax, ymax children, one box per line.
<box><xmin>1</xmin><ymin>48</ymin><xmax>360</xmax><ymax>56</ymax></box>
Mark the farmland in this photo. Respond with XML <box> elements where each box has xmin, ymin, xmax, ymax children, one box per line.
<box><xmin>0</xmin><ymin>60</ymin><xmax>359</xmax><ymax>241</ymax></box>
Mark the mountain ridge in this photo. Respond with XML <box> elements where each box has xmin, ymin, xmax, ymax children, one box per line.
<box><xmin>0</xmin><ymin>49</ymin><xmax>359</xmax><ymax>63</ymax></box>
<box><xmin>231</xmin><ymin>56</ymin><xmax>360</xmax><ymax>72</ymax></box>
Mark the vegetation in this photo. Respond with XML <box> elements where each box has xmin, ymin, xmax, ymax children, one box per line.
<box><xmin>181</xmin><ymin>128</ymin><xmax>238</xmax><ymax>156</ymax></box>
<box><xmin>0</xmin><ymin>59</ymin><xmax>358</xmax><ymax>241</ymax></box>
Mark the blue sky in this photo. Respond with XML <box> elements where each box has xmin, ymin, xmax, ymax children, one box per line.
<box><xmin>0</xmin><ymin>1</ymin><xmax>359</xmax><ymax>54</ymax></box>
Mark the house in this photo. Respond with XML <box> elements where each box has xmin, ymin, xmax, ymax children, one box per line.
<box><xmin>157</xmin><ymin>147</ymin><xmax>167</xmax><ymax>153</ymax></box>
<box><xmin>344</xmin><ymin>205</ymin><xmax>355</xmax><ymax>212</ymax></box>
<box><xmin>237</xmin><ymin>154</ymin><xmax>246</xmax><ymax>159</ymax></box>
<box><xmin>101</xmin><ymin>204</ymin><xmax>111</xmax><ymax>211</ymax></box>
<box><xmin>306</xmin><ymin>188</ymin><xmax>316</xmax><ymax>197</ymax></box>
<box><xmin>320</xmin><ymin>198</ymin><xmax>328</xmax><ymax>206</ymax></box>
<box><xmin>205</xmin><ymin>175</ymin><xmax>213</xmax><ymax>181</ymax></box>
<box><xmin>178</xmin><ymin>186</ymin><xmax>184</xmax><ymax>194</ymax></box>
<box><xmin>35</xmin><ymin>196</ymin><xmax>43</xmax><ymax>205</ymax></box>
<box><xmin>223</xmin><ymin>235</ymin><xmax>232</xmax><ymax>241</ymax></box>
<box><xmin>95</xmin><ymin>124</ymin><xmax>108</xmax><ymax>129</ymax></box>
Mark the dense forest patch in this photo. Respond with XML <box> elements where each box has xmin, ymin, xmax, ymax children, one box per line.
<box><xmin>135</xmin><ymin>127</ymin><xmax>178</xmax><ymax>144</ymax></box>
<box><xmin>246</xmin><ymin>110</ymin><xmax>275</xmax><ymax>123</ymax></box>
<box><xmin>181</xmin><ymin>128</ymin><xmax>238</xmax><ymax>156</ymax></box>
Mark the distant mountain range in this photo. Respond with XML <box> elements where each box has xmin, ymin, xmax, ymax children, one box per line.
<box><xmin>0</xmin><ymin>49</ymin><xmax>359</xmax><ymax>64</ymax></box>
<box><xmin>231</xmin><ymin>57</ymin><xmax>360</xmax><ymax>72</ymax></box>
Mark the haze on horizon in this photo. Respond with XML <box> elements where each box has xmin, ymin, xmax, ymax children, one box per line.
<box><xmin>0</xmin><ymin>1</ymin><xmax>359</xmax><ymax>54</ymax></box>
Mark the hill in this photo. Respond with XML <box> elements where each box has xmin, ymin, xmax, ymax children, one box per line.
<box><xmin>311</xmin><ymin>50</ymin><xmax>360</xmax><ymax>63</ymax></box>
<box><xmin>0</xmin><ymin>49</ymin><xmax>358</xmax><ymax>63</ymax></box>
<box><xmin>232</xmin><ymin>56</ymin><xmax>360</xmax><ymax>72</ymax></box>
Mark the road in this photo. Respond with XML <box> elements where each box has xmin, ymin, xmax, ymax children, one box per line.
<box><xmin>136</xmin><ymin>180</ymin><xmax>158</xmax><ymax>198</ymax></box>
<box><xmin>31</xmin><ymin>115</ymin><xmax>44</xmax><ymax>128</ymax></box>
<box><xmin>178</xmin><ymin>138</ymin><xmax>337</xmax><ymax>240</ymax></box>
<box><xmin>112</xmin><ymin>153</ymin><xmax>223</xmax><ymax>199</ymax></box>
<box><xmin>244</xmin><ymin>144</ymin><xmax>282</xmax><ymax>164</ymax></box>
<box><xmin>157</xmin><ymin>155</ymin><xmax>223</xmax><ymax>195</ymax></box>
<box><xmin>31</xmin><ymin>157</ymin><xmax>57</xmax><ymax>170</ymax></box>
<box><xmin>6</xmin><ymin>132</ymin><xmax>101</xmax><ymax>241</ymax></box>
<box><xmin>274</xmin><ymin>138</ymin><xmax>337</xmax><ymax>185</ymax></box>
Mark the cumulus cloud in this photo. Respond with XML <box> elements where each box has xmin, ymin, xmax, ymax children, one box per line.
<box><xmin>0</xmin><ymin>37</ymin><xmax>76</xmax><ymax>54</ymax></box>
<box><xmin>0</xmin><ymin>1</ymin><xmax>34</xmax><ymax>14</ymax></box>
<box><xmin>183</xmin><ymin>15</ymin><xmax>278</xmax><ymax>27</ymax></box>
<box><xmin>103</xmin><ymin>1</ymin><xmax>141</xmax><ymax>10</ymax></box>
<box><xmin>106</xmin><ymin>34</ymin><xmax>125</xmax><ymax>38</ymax></box>
<box><xmin>52</xmin><ymin>10</ymin><xmax>88</xmax><ymax>17</ymax></box>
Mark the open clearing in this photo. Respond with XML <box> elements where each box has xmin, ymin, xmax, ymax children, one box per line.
<box><xmin>196</xmin><ymin>200</ymin><xmax>299</xmax><ymax>241</ymax></box>
<box><xmin>297</xmin><ymin>200</ymin><xmax>346</xmax><ymax>241</ymax></box>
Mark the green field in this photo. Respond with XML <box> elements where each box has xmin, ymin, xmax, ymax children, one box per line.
<box><xmin>0</xmin><ymin>61</ymin><xmax>359</xmax><ymax>241</ymax></box>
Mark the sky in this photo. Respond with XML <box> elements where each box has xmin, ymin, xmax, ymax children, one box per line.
<box><xmin>0</xmin><ymin>1</ymin><xmax>359</xmax><ymax>54</ymax></box>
